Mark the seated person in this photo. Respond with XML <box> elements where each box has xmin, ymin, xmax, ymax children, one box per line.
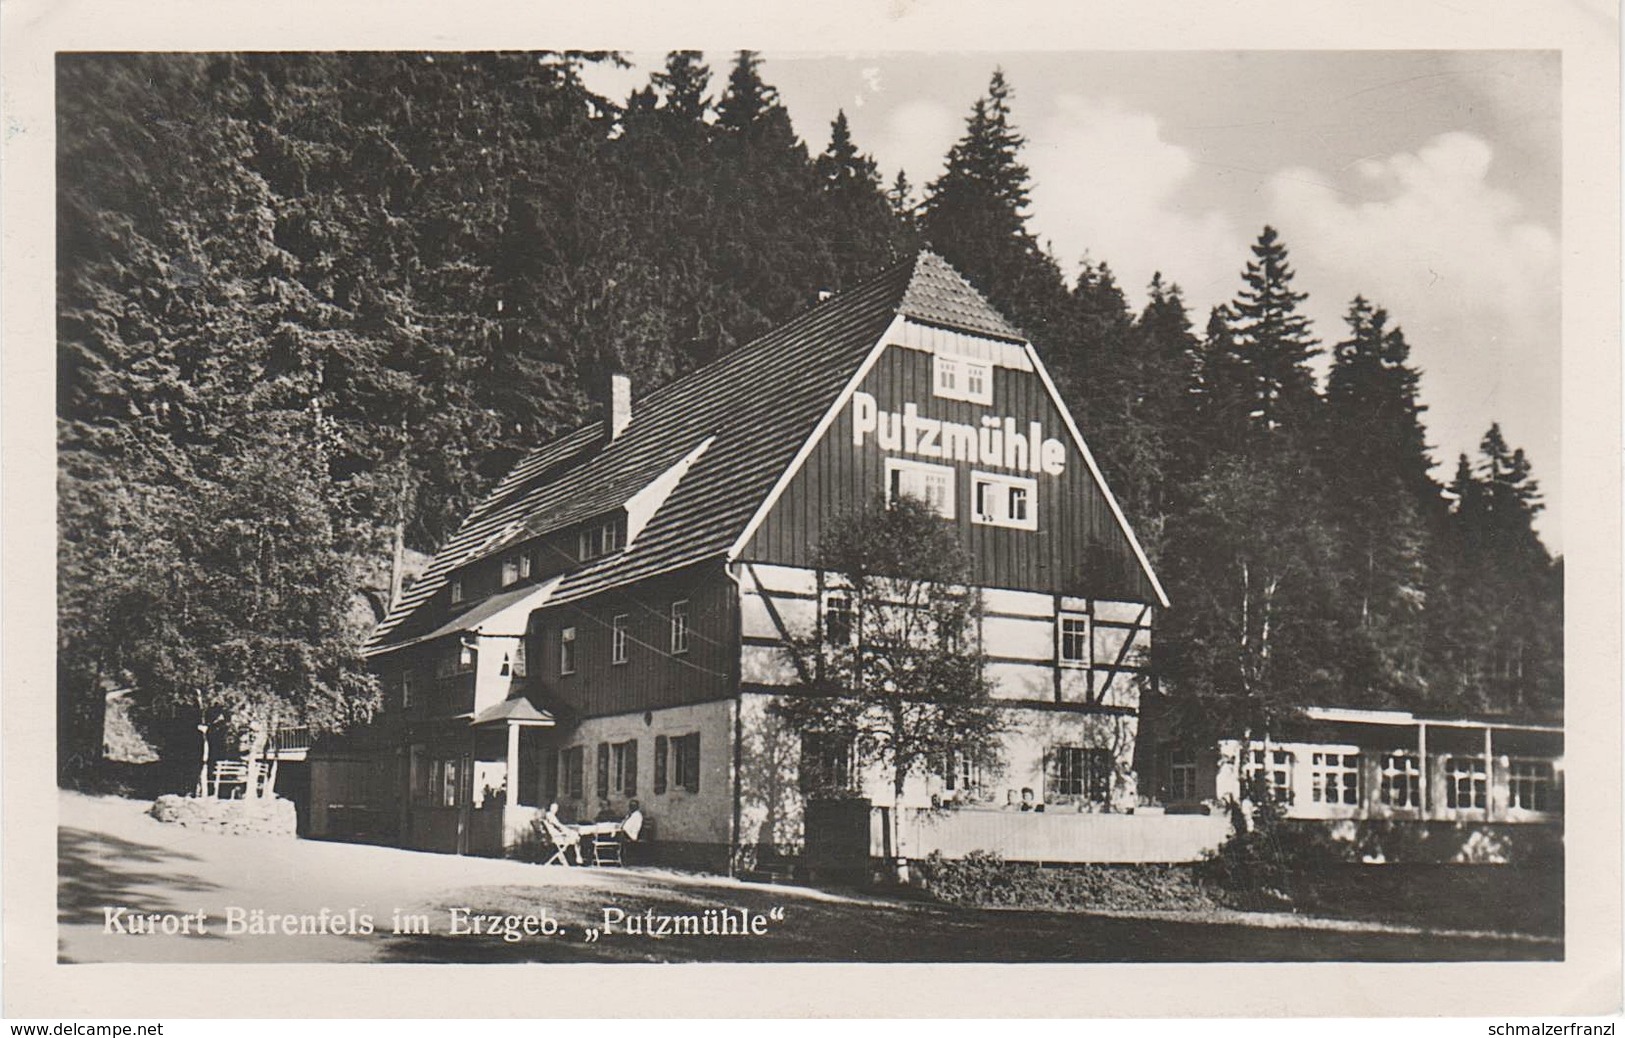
<box><xmin>1019</xmin><ymin>787</ymin><xmax>1045</xmax><ymax>812</ymax></box>
<box><xmin>622</xmin><ymin>799</ymin><xmax>644</xmax><ymax>841</ymax></box>
<box><xmin>541</xmin><ymin>802</ymin><xmax>584</xmax><ymax>864</ymax></box>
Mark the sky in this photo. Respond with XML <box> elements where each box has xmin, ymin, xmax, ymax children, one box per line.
<box><xmin>579</xmin><ymin>51</ymin><xmax>1562</xmax><ymax>550</ymax></box>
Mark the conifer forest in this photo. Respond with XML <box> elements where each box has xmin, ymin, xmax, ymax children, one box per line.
<box><xmin>56</xmin><ymin>52</ymin><xmax>1562</xmax><ymax>781</ymax></box>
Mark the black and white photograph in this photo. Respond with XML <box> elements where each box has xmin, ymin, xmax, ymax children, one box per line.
<box><xmin>4</xmin><ymin>0</ymin><xmax>1620</xmax><ymax>1022</ymax></box>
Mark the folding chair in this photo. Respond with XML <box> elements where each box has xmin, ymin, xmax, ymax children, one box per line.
<box><xmin>539</xmin><ymin>815</ymin><xmax>581</xmax><ymax>867</ymax></box>
<box><xmin>589</xmin><ymin>824</ymin><xmax>624</xmax><ymax>867</ymax></box>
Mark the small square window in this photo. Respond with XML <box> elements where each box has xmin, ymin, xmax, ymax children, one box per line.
<box><xmin>933</xmin><ymin>354</ymin><xmax>993</xmax><ymax>405</ymax></box>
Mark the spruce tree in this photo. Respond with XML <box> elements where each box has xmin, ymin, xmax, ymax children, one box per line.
<box><xmin>1231</xmin><ymin>226</ymin><xmax>1320</xmax><ymax>436</ymax></box>
<box><xmin>1322</xmin><ymin>298</ymin><xmax>1434</xmax><ymax>704</ymax></box>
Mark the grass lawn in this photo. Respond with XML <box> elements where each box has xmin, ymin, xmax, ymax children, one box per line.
<box><xmin>57</xmin><ymin>791</ymin><xmax>1561</xmax><ymax>964</ymax></box>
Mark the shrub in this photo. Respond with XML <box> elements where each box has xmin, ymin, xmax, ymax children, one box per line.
<box><xmin>1193</xmin><ymin>779</ymin><xmax>1330</xmax><ymax>908</ymax></box>
<box><xmin>913</xmin><ymin>850</ymin><xmax>1221</xmax><ymax>913</ymax></box>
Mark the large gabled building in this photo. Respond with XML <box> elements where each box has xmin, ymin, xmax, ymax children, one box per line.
<box><xmin>312</xmin><ymin>250</ymin><xmax>1174</xmax><ymax>869</ymax></box>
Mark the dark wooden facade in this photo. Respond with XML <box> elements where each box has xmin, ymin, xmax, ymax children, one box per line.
<box><xmin>528</xmin><ymin>563</ymin><xmax>739</xmax><ymax>719</ymax></box>
<box><xmin>743</xmin><ymin>343</ymin><xmax>1158</xmax><ymax>603</ymax></box>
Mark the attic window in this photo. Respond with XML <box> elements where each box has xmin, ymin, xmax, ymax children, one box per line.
<box><xmin>450</xmin><ymin>579</ymin><xmax>465</xmax><ymax>604</ymax></box>
<box><xmin>934</xmin><ymin>355</ymin><xmax>993</xmax><ymax>406</ymax></box>
<box><xmin>576</xmin><ymin>518</ymin><xmax>624</xmax><ymax>562</ymax></box>
<box><xmin>501</xmin><ymin>556</ymin><xmax>520</xmax><ymax>586</ymax></box>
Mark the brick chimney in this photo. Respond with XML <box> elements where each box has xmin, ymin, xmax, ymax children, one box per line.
<box><xmin>610</xmin><ymin>373</ymin><xmax>632</xmax><ymax>440</ymax></box>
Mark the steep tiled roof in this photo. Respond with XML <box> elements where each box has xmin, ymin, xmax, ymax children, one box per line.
<box><xmin>369</xmin><ymin>251</ymin><xmax>1030</xmax><ymax>649</ymax></box>
<box><xmin>899</xmin><ymin>251</ymin><xmax>1026</xmax><ymax>342</ymax></box>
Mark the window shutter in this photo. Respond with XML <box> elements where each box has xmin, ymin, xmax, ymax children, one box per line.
<box><xmin>625</xmin><ymin>740</ymin><xmax>638</xmax><ymax>796</ymax></box>
<box><xmin>596</xmin><ymin>742</ymin><xmax>609</xmax><ymax>799</ymax></box>
<box><xmin>683</xmin><ymin>733</ymin><xmax>701</xmax><ymax>793</ymax></box>
<box><xmin>654</xmin><ymin>736</ymin><xmax>668</xmax><ymax>794</ymax></box>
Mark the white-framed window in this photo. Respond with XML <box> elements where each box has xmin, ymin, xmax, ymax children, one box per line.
<box><xmin>501</xmin><ymin>556</ymin><xmax>520</xmax><ymax>586</ymax></box>
<box><xmin>1049</xmin><ymin>746</ymin><xmax>1113</xmax><ymax>801</ymax></box>
<box><xmin>611</xmin><ymin>614</ymin><xmax>630</xmax><ymax>665</ymax></box>
<box><xmin>560</xmin><ymin>626</ymin><xmax>577</xmax><ymax>675</ymax></box>
<box><xmin>1166</xmin><ymin>749</ymin><xmax>1198</xmax><ymax>802</ymax></box>
<box><xmin>577</xmin><ymin>529</ymin><xmax>593</xmax><ymax>562</ymax></box>
<box><xmin>823</xmin><ymin>591</ymin><xmax>854</xmax><ymax>646</ymax></box>
<box><xmin>670</xmin><ymin>600</ymin><xmax>690</xmax><ymax>654</ymax></box>
<box><xmin>942</xmin><ymin>748</ymin><xmax>984</xmax><ymax>796</ymax></box>
<box><xmin>450</xmin><ymin>579</ymin><xmax>465</xmax><ymax>604</ymax></box>
<box><xmin>971</xmin><ymin>471</ymin><xmax>1038</xmax><ymax>530</ymax></box>
<box><xmin>1380</xmin><ymin>752</ymin><xmax>1422</xmax><ymax>808</ymax></box>
<box><xmin>1310</xmin><ymin>750</ymin><xmax>1361</xmax><ymax>806</ymax></box>
<box><xmin>933</xmin><ymin>354</ymin><xmax>994</xmax><ymax>405</ymax></box>
<box><xmin>1244</xmin><ymin>747</ymin><xmax>1296</xmax><ymax>804</ymax></box>
<box><xmin>519</xmin><ymin>553</ymin><xmax>533</xmax><ymax>579</ymax></box>
<box><xmin>670</xmin><ymin>732</ymin><xmax>701</xmax><ymax>793</ymax></box>
<box><xmin>612</xmin><ymin>739</ymin><xmax>638</xmax><ymax>796</ymax></box>
<box><xmin>1444</xmin><ymin>755</ymin><xmax>1487</xmax><ymax>810</ymax></box>
<box><xmin>599</xmin><ymin>520</ymin><xmax>620</xmax><ymax>555</ymax></box>
<box><xmin>885</xmin><ymin>457</ymin><xmax>955</xmax><ymax>519</ymax></box>
<box><xmin>1057</xmin><ymin>612</ymin><xmax>1091</xmax><ymax>668</ymax></box>
<box><xmin>1508</xmin><ymin>758</ymin><xmax>1558</xmax><ymax>812</ymax></box>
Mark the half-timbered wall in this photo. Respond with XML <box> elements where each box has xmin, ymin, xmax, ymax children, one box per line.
<box><xmin>737</xmin><ymin>562</ymin><xmax>1151</xmax><ymax>711</ymax></box>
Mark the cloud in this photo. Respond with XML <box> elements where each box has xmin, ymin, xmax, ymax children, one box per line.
<box><xmin>881</xmin><ymin>99</ymin><xmax>960</xmax><ymax>188</ymax></box>
<box><xmin>1024</xmin><ymin>96</ymin><xmax>1243</xmax><ymax>304</ymax></box>
<box><xmin>1264</xmin><ymin>131</ymin><xmax>1561</xmax><ymax>532</ymax></box>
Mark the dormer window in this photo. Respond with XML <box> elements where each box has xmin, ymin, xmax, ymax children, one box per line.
<box><xmin>934</xmin><ymin>355</ymin><xmax>993</xmax><ymax>405</ymax></box>
<box><xmin>576</xmin><ymin>518</ymin><xmax>625</xmax><ymax>562</ymax></box>
<box><xmin>450</xmin><ymin>579</ymin><xmax>465</xmax><ymax>604</ymax></box>
<box><xmin>501</xmin><ymin>556</ymin><xmax>520</xmax><ymax>587</ymax></box>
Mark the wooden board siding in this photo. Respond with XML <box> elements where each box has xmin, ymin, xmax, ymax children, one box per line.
<box><xmin>742</xmin><ymin>341</ymin><xmax>1158</xmax><ymax>602</ymax></box>
<box><xmin>528</xmin><ymin>563</ymin><xmax>737</xmax><ymax>719</ymax></box>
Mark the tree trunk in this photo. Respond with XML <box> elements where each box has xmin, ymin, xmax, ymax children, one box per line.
<box><xmin>891</xmin><ymin>769</ymin><xmax>909</xmax><ymax>885</ymax></box>
<box><xmin>196</xmin><ymin>717</ymin><xmax>211</xmax><ymax>798</ymax></box>
<box><xmin>244</xmin><ymin>714</ymin><xmax>271</xmax><ymax>799</ymax></box>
